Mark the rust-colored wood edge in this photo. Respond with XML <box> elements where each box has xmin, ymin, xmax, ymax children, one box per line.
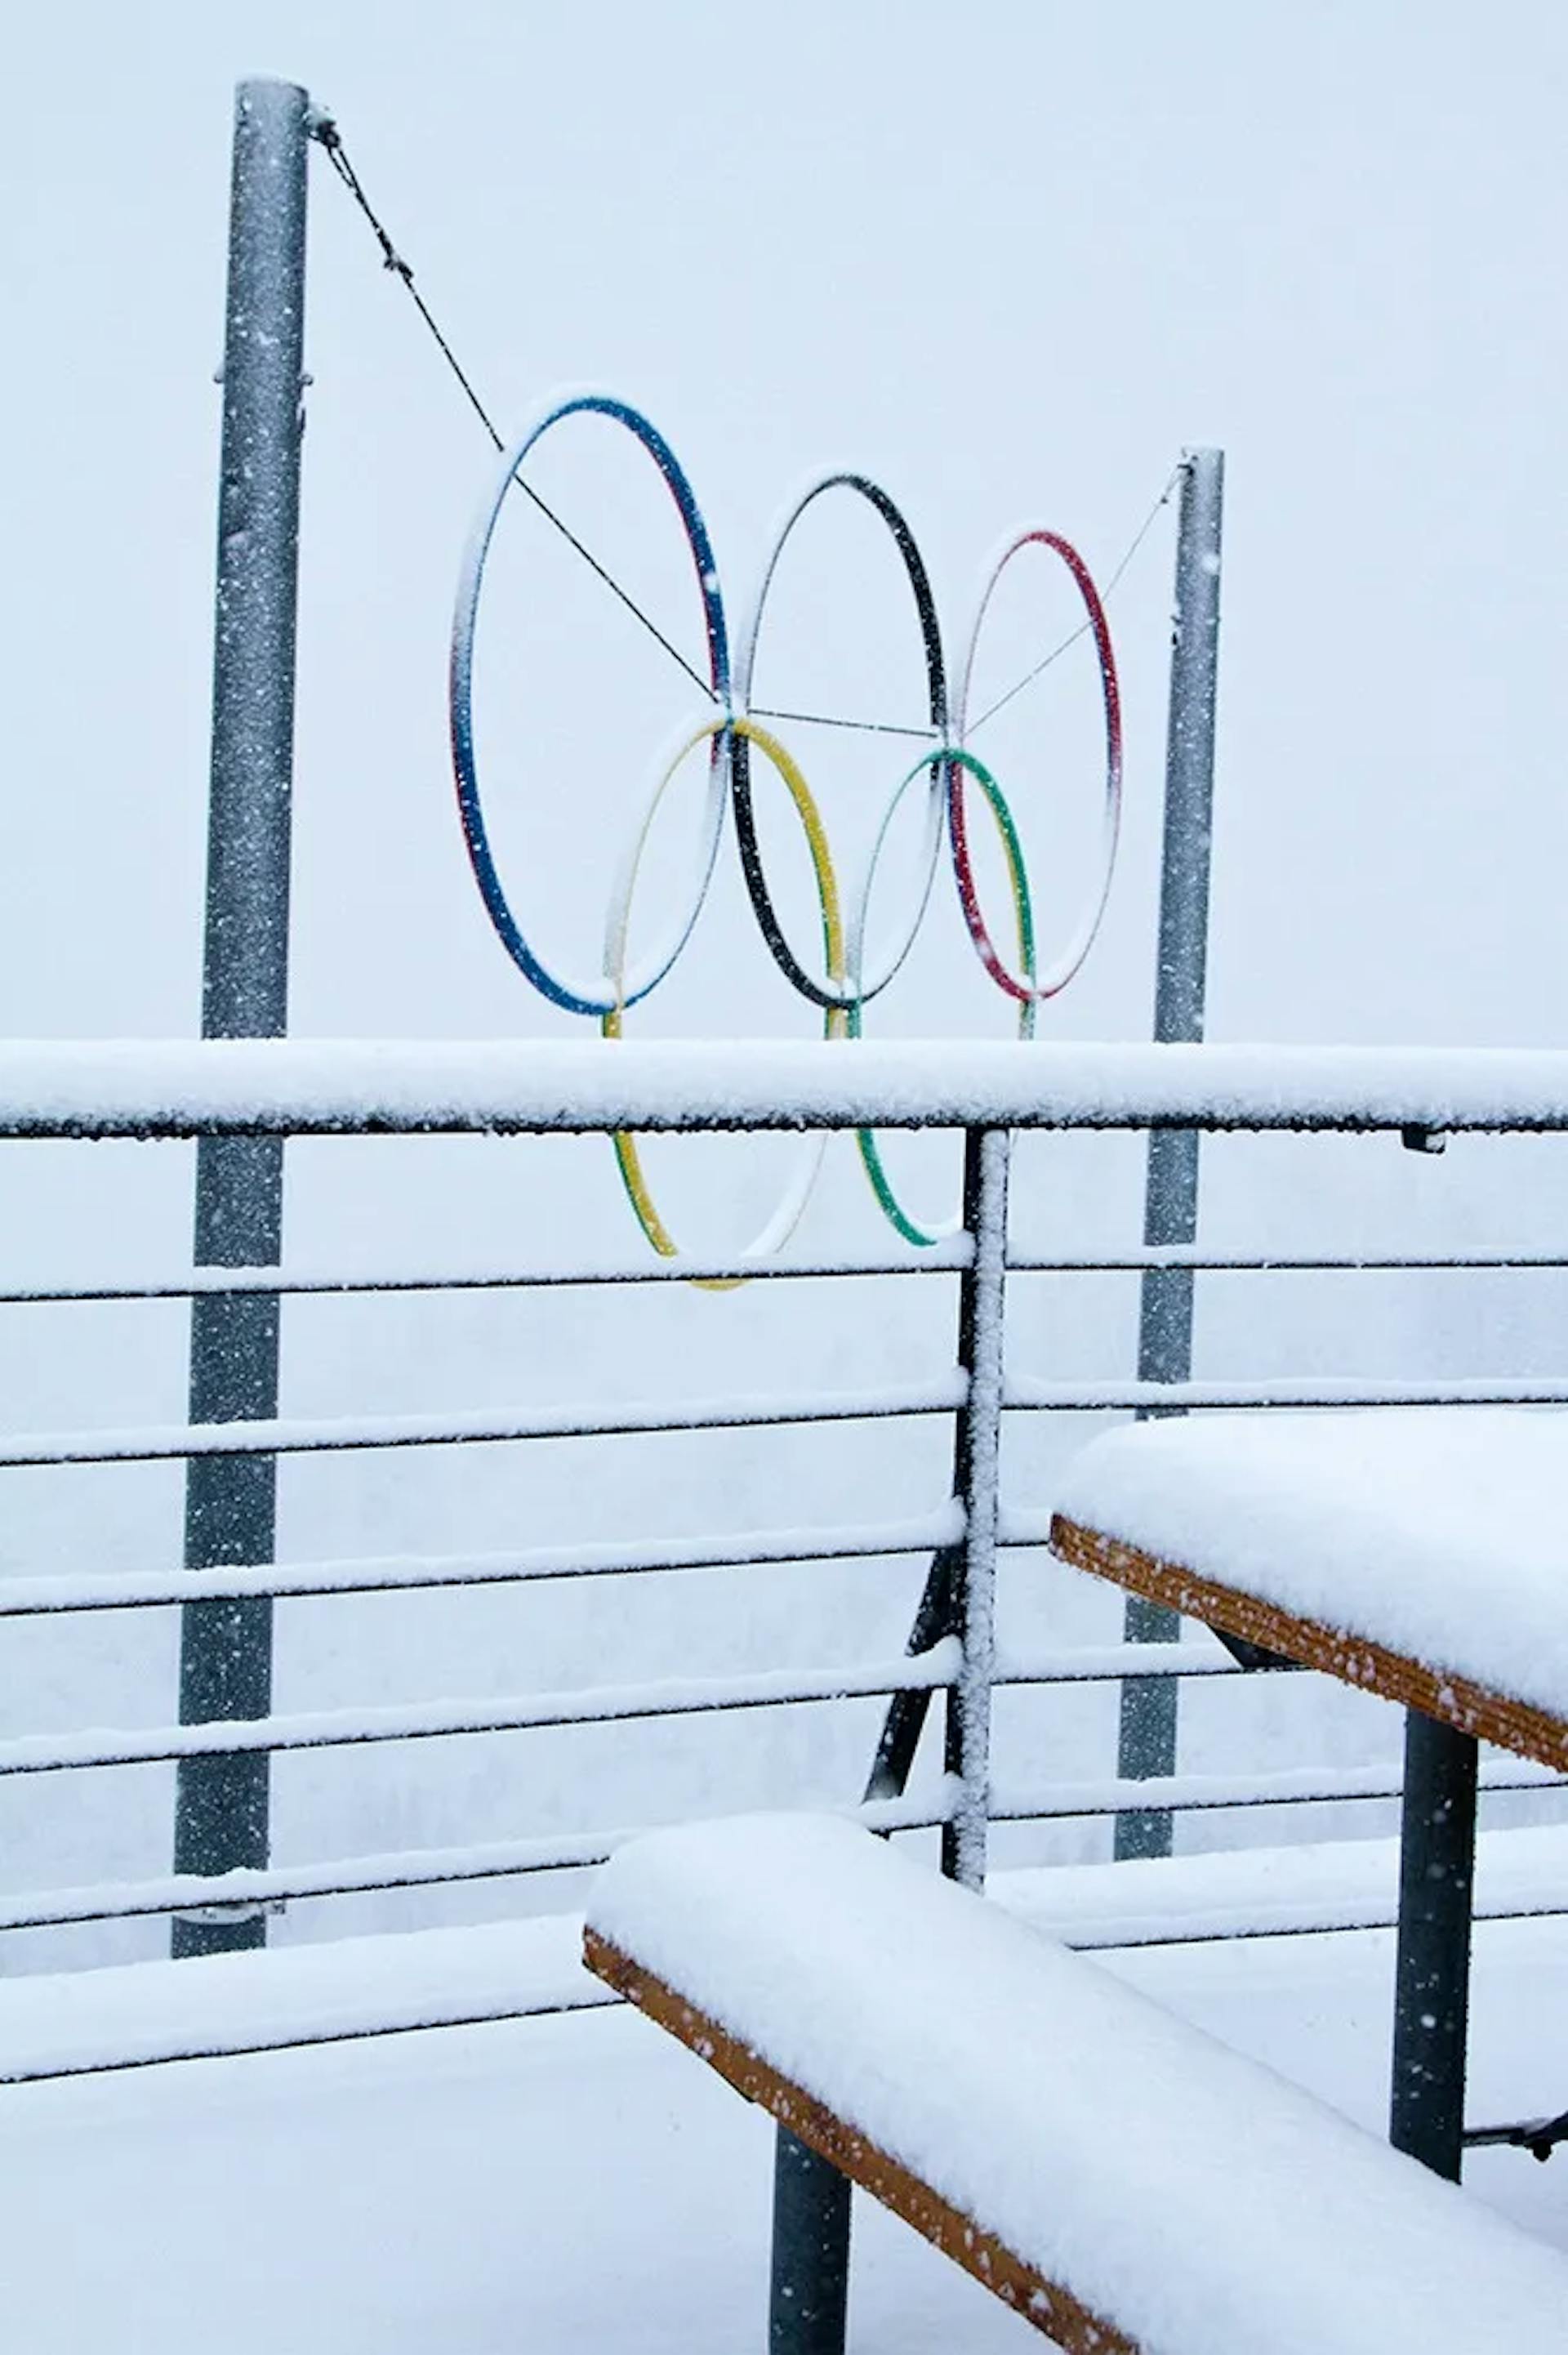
<box><xmin>1050</xmin><ymin>1513</ymin><xmax>1568</xmax><ymax>1774</ymax></box>
<box><xmin>583</xmin><ymin>1925</ymin><xmax>1137</xmax><ymax>2355</ymax></box>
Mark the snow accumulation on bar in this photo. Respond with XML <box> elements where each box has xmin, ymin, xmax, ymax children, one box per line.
<box><xmin>0</xmin><ymin>1788</ymin><xmax>952</xmax><ymax>1938</ymax></box>
<box><xmin>0</xmin><ymin>1240</ymin><xmax>969</xmax><ymax>1303</ymax></box>
<box><xmin>0</xmin><ymin>1502</ymin><xmax>965</xmax><ymax>1617</ymax></box>
<box><xmin>990</xmin><ymin>1754</ymin><xmax>1559</xmax><ymax>1823</ymax></box>
<box><xmin>1010</xmin><ymin>1373</ymin><xmax>1568</xmax><ymax>1411</ymax></box>
<box><xmin>0</xmin><ymin>1799</ymin><xmax>953</xmax><ymax>2076</ymax></box>
<box><xmin>0</xmin><ymin>1374</ymin><xmax>962</xmax><ymax>1471</ymax></box>
<box><xmin>7</xmin><ymin>1811</ymin><xmax>1561</xmax><ymax>2081</ymax></box>
<box><xmin>0</xmin><ymin>1641</ymin><xmax>961</xmax><ymax>1777</ymax></box>
<box><xmin>1054</xmin><ymin>1409</ymin><xmax>1568</xmax><ymax>1726</ymax></box>
<box><xmin>0</xmin><ymin>1037</ymin><xmax>1566</xmax><ymax>1137</ymax></box>
<box><xmin>0</xmin><ymin>1916</ymin><xmax>608</xmax><ymax>2082</ymax></box>
<box><xmin>587</xmin><ymin>1814</ymin><xmax>1568</xmax><ymax>2355</ymax></box>
<box><xmin>994</xmin><ymin>1820</ymin><xmax>1568</xmax><ymax>1951</ymax></box>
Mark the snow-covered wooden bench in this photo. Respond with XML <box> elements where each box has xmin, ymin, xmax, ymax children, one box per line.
<box><xmin>584</xmin><ymin>1812</ymin><xmax>1568</xmax><ymax>2354</ymax></box>
<box><xmin>1049</xmin><ymin>1406</ymin><xmax>1568</xmax><ymax>2180</ymax></box>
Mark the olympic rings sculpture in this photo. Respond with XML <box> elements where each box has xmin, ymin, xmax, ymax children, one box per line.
<box><xmin>450</xmin><ymin>392</ymin><xmax>1124</xmax><ymax>1267</ymax></box>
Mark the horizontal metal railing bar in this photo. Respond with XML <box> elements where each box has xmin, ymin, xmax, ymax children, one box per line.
<box><xmin>991</xmin><ymin>1759</ymin><xmax>1566</xmax><ymax>1820</ymax></box>
<box><xmin>19</xmin><ymin>1886</ymin><xmax>1568</xmax><ymax>2084</ymax></box>
<box><xmin>1024</xmin><ymin>1894</ymin><xmax>1568</xmax><ymax>1953</ymax></box>
<box><xmin>0</xmin><ymin>1375</ymin><xmax>964</xmax><ymax>1471</ymax></box>
<box><xmin>1007</xmin><ymin>1250</ymin><xmax>1568</xmax><ymax>1274</ymax></box>
<box><xmin>0</xmin><ymin>1637</ymin><xmax>1253</xmax><ymax>1779</ymax></box>
<box><xmin>1006</xmin><ymin>1374</ymin><xmax>1568</xmax><ymax>1412</ymax></box>
<box><xmin>0</xmin><ymin>1787</ymin><xmax>958</xmax><ymax>1934</ymax></box>
<box><xmin>0</xmin><ymin>1644</ymin><xmax>966</xmax><ymax>1777</ymax></box>
<box><xmin>0</xmin><ymin>1636</ymin><xmax>1257</xmax><ymax>1783</ymax></box>
<box><xmin>5</xmin><ymin>1742</ymin><xmax>1561</xmax><ymax>1932</ymax></box>
<box><xmin>2</xmin><ymin>1247</ymin><xmax>1561</xmax><ymax>1306</ymax></box>
<box><xmin>3</xmin><ymin>1996</ymin><xmax>620</xmax><ymax>2083</ymax></box>
<box><xmin>2</xmin><ymin>1037</ymin><xmax>1568</xmax><ymax>1137</ymax></box>
<box><xmin>1000</xmin><ymin>1510</ymin><xmax>1075</xmax><ymax>1548</ymax></box>
<box><xmin>15</xmin><ymin>1366</ymin><xmax>1568</xmax><ymax>1473</ymax></box>
<box><xmin>24</xmin><ymin>1893</ymin><xmax>1568</xmax><ymax>2083</ymax></box>
<box><xmin>0</xmin><ymin>1243</ymin><xmax>970</xmax><ymax>1306</ymax></box>
<box><xmin>992</xmin><ymin>1643</ymin><xmax>1245</xmax><ymax>1682</ymax></box>
<box><xmin>0</xmin><ymin>1506</ymin><xmax>968</xmax><ymax>1617</ymax></box>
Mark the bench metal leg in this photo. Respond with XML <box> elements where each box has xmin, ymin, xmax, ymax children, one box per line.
<box><xmin>769</xmin><ymin>2127</ymin><xmax>851</xmax><ymax>2355</ymax></box>
<box><xmin>1389</xmin><ymin>1708</ymin><xmax>1478</xmax><ymax>2181</ymax></box>
<box><xmin>1114</xmin><ymin>1592</ymin><xmax>1181</xmax><ymax>1860</ymax></box>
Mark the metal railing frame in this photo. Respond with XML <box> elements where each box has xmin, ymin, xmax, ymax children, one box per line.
<box><xmin>1</xmin><ymin>1051</ymin><xmax>1565</xmax><ymax>2035</ymax></box>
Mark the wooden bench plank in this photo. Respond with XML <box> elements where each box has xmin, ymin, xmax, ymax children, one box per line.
<box><xmin>586</xmin><ymin>1926</ymin><xmax>1130</xmax><ymax>2351</ymax></box>
<box><xmin>1051</xmin><ymin>1512</ymin><xmax>1568</xmax><ymax>1773</ymax></box>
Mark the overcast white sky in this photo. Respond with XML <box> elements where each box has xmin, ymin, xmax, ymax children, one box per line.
<box><xmin>2</xmin><ymin>2</ymin><xmax>1564</xmax><ymax>1055</ymax></box>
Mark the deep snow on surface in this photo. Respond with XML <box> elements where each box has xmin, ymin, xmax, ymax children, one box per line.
<box><xmin>1057</xmin><ymin>1407</ymin><xmax>1568</xmax><ymax>1722</ymax></box>
<box><xmin>6</xmin><ymin>1912</ymin><xmax>1568</xmax><ymax>2354</ymax></box>
<box><xmin>590</xmin><ymin>1814</ymin><xmax>1568</xmax><ymax>2354</ymax></box>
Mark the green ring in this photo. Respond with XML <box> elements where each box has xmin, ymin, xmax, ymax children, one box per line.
<box><xmin>852</xmin><ymin>748</ymin><xmax>1036</xmax><ymax>1248</ymax></box>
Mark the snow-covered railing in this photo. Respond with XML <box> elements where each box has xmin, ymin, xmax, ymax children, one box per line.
<box><xmin>0</xmin><ymin>1036</ymin><xmax>1567</xmax><ymax>1135</ymax></box>
<box><xmin>0</xmin><ymin>1380</ymin><xmax>963</xmax><ymax>1470</ymax></box>
<box><xmin>1</xmin><ymin>1035</ymin><xmax>1566</xmax><ymax>2081</ymax></box>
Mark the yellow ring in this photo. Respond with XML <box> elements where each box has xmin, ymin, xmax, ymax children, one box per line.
<box><xmin>604</xmin><ymin>716</ymin><xmax>848</xmax><ymax>1288</ymax></box>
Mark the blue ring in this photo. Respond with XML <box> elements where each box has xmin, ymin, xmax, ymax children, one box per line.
<box><xmin>449</xmin><ymin>395</ymin><xmax>730</xmax><ymax>1017</ymax></box>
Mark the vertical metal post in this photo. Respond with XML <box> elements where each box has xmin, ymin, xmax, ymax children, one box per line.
<box><xmin>1389</xmin><ymin>1711</ymin><xmax>1479</xmax><ymax>2179</ymax></box>
<box><xmin>172</xmin><ymin>78</ymin><xmax>309</xmax><ymax>1959</ymax></box>
<box><xmin>768</xmin><ymin>2135</ymin><xmax>852</xmax><ymax>2355</ymax></box>
<box><xmin>768</xmin><ymin>1126</ymin><xmax>1010</xmax><ymax>2352</ymax></box>
<box><xmin>946</xmin><ymin>1125</ymin><xmax>1010</xmax><ymax>1893</ymax></box>
<box><xmin>1115</xmin><ymin>448</ymin><xmax>1224</xmax><ymax>1862</ymax></box>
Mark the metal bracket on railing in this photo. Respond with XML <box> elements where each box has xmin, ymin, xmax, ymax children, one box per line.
<box><xmin>1401</xmin><ymin>1125</ymin><xmax>1449</xmax><ymax>1155</ymax></box>
<box><xmin>862</xmin><ymin>1545</ymin><xmax>961</xmax><ymax>1803</ymax></box>
<box><xmin>1208</xmin><ymin>1626</ymin><xmax>1306</xmax><ymax>1674</ymax></box>
<box><xmin>1464</xmin><ymin>2107</ymin><xmax>1568</xmax><ymax>2163</ymax></box>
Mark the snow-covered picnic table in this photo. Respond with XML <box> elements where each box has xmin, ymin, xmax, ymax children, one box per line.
<box><xmin>1051</xmin><ymin>1407</ymin><xmax>1568</xmax><ymax>2181</ymax></box>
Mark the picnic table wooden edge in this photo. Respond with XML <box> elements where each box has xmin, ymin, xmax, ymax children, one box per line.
<box><xmin>1049</xmin><ymin>1512</ymin><xmax>1568</xmax><ymax>1774</ymax></box>
<box><xmin>581</xmin><ymin>1923</ymin><xmax>1138</xmax><ymax>2354</ymax></box>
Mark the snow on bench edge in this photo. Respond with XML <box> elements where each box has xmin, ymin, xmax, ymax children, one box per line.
<box><xmin>1053</xmin><ymin>1407</ymin><xmax>1568</xmax><ymax>1728</ymax></box>
<box><xmin>587</xmin><ymin>1812</ymin><xmax>1568</xmax><ymax>2355</ymax></box>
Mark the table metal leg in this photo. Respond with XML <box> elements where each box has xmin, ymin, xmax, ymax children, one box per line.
<box><xmin>1389</xmin><ymin>1708</ymin><xmax>1479</xmax><ymax>2181</ymax></box>
<box><xmin>769</xmin><ymin>2127</ymin><xmax>851</xmax><ymax>2354</ymax></box>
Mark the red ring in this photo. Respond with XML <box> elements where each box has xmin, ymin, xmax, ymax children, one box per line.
<box><xmin>951</xmin><ymin>531</ymin><xmax>1123</xmax><ymax>1002</ymax></box>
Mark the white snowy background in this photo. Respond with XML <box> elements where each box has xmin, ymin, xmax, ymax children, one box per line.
<box><xmin>1</xmin><ymin>7</ymin><xmax>1566</xmax><ymax>2344</ymax></box>
<box><xmin>1</xmin><ymin>0</ymin><xmax>1566</xmax><ymax>1963</ymax></box>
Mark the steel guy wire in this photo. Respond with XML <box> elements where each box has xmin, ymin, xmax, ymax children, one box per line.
<box><xmin>965</xmin><ymin>465</ymin><xmax>1182</xmax><ymax>737</ymax></box>
<box><xmin>311</xmin><ymin>114</ymin><xmax>1172</xmax><ymax>747</ymax></box>
<box><xmin>311</xmin><ymin>114</ymin><xmax>715</xmax><ymax>702</ymax></box>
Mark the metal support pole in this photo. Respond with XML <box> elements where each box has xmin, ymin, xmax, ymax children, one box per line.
<box><xmin>1389</xmin><ymin>1710</ymin><xmax>1478</xmax><ymax>2180</ymax></box>
<box><xmin>768</xmin><ymin>2134</ymin><xmax>852</xmax><ymax>2355</ymax></box>
<box><xmin>1115</xmin><ymin>448</ymin><xmax>1224</xmax><ymax>1862</ymax></box>
<box><xmin>945</xmin><ymin>1125</ymin><xmax>1010</xmax><ymax>1893</ymax></box>
<box><xmin>768</xmin><ymin>1126</ymin><xmax>1009</xmax><ymax>2353</ymax></box>
<box><xmin>172</xmin><ymin>78</ymin><xmax>309</xmax><ymax>1959</ymax></box>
